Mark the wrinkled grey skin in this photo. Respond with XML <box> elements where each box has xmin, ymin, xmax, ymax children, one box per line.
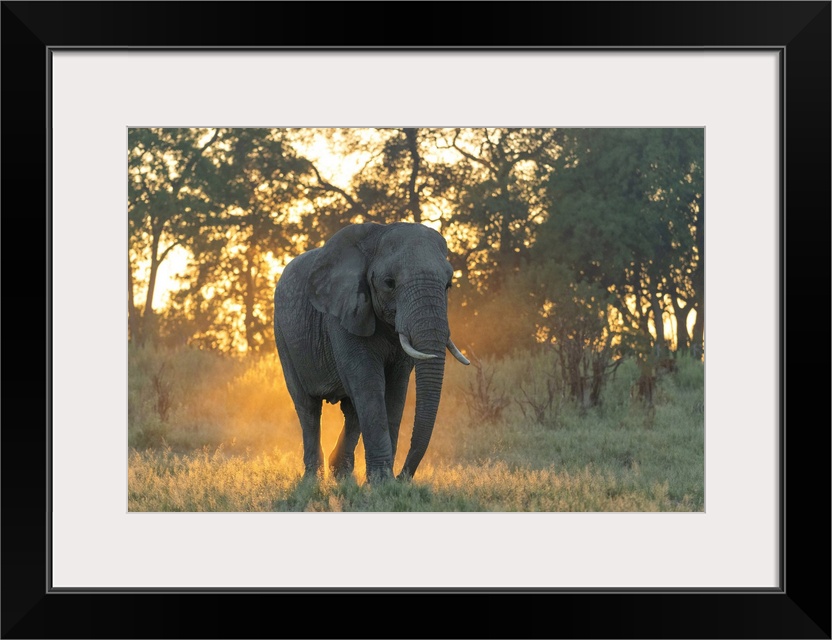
<box><xmin>273</xmin><ymin>222</ymin><xmax>468</xmax><ymax>482</ymax></box>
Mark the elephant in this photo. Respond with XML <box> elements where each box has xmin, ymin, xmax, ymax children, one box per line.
<box><xmin>273</xmin><ymin>221</ymin><xmax>469</xmax><ymax>482</ymax></box>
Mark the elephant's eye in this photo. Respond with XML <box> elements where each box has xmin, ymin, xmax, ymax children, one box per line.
<box><xmin>384</xmin><ymin>277</ymin><xmax>396</xmax><ymax>290</ymax></box>
<box><xmin>446</xmin><ymin>281</ymin><xmax>452</xmax><ymax>290</ymax></box>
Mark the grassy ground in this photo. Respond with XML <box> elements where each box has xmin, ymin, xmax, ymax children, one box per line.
<box><xmin>128</xmin><ymin>345</ymin><xmax>704</xmax><ymax>512</ymax></box>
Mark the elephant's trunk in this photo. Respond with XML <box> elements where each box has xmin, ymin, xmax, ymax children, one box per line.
<box><xmin>396</xmin><ymin>283</ymin><xmax>448</xmax><ymax>479</ymax></box>
<box><xmin>399</xmin><ymin>355</ymin><xmax>445</xmax><ymax>479</ymax></box>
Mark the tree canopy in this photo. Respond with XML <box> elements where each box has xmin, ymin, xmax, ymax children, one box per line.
<box><xmin>128</xmin><ymin>127</ymin><xmax>704</xmax><ymax>372</ymax></box>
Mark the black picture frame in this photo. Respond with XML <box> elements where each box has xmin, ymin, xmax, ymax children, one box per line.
<box><xmin>3</xmin><ymin>2</ymin><xmax>829</xmax><ymax>638</ymax></box>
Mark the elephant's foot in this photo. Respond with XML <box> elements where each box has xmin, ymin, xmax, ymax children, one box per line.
<box><xmin>329</xmin><ymin>462</ymin><xmax>354</xmax><ymax>480</ymax></box>
<box><xmin>365</xmin><ymin>464</ymin><xmax>394</xmax><ymax>484</ymax></box>
<box><xmin>328</xmin><ymin>451</ymin><xmax>355</xmax><ymax>479</ymax></box>
<box><xmin>302</xmin><ymin>464</ymin><xmax>324</xmax><ymax>480</ymax></box>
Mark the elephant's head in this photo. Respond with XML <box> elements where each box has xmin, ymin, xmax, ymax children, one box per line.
<box><xmin>308</xmin><ymin>222</ymin><xmax>469</xmax><ymax>478</ymax></box>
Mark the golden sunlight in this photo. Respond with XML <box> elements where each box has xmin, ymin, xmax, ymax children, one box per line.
<box><xmin>129</xmin><ymin>127</ymin><xmax>703</xmax><ymax>362</ymax></box>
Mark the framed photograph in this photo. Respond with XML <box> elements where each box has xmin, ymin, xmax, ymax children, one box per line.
<box><xmin>122</xmin><ymin>124</ymin><xmax>707</xmax><ymax>515</ymax></box>
<box><xmin>4</xmin><ymin>2</ymin><xmax>829</xmax><ymax>638</ymax></box>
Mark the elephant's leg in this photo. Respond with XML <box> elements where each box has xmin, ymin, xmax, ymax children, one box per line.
<box><xmin>385</xmin><ymin>361</ymin><xmax>412</xmax><ymax>465</ymax></box>
<box><xmin>274</xmin><ymin>324</ymin><xmax>323</xmax><ymax>477</ymax></box>
<box><xmin>345</xmin><ymin>375</ymin><xmax>393</xmax><ymax>482</ymax></box>
<box><xmin>329</xmin><ymin>328</ymin><xmax>392</xmax><ymax>482</ymax></box>
<box><xmin>328</xmin><ymin>399</ymin><xmax>360</xmax><ymax>478</ymax></box>
<box><xmin>295</xmin><ymin>399</ymin><xmax>324</xmax><ymax>478</ymax></box>
<box><xmin>354</xmin><ymin>391</ymin><xmax>393</xmax><ymax>482</ymax></box>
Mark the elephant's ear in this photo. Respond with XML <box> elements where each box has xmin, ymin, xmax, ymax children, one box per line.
<box><xmin>308</xmin><ymin>223</ymin><xmax>380</xmax><ymax>337</ymax></box>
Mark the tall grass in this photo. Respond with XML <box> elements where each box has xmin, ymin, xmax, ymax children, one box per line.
<box><xmin>128</xmin><ymin>344</ymin><xmax>704</xmax><ymax>512</ymax></box>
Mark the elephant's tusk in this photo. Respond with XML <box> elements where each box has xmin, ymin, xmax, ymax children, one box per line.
<box><xmin>399</xmin><ymin>334</ymin><xmax>438</xmax><ymax>360</ymax></box>
<box><xmin>447</xmin><ymin>339</ymin><xmax>470</xmax><ymax>365</ymax></box>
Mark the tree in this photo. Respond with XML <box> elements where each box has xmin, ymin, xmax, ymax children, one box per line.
<box><xmin>128</xmin><ymin>128</ymin><xmax>221</xmax><ymax>345</ymax></box>
<box><xmin>520</xmin><ymin>261</ymin><xmax>622</xmax><ymax>407</ymax></box>
<box><xmin>537</xmin><ymin>128</ymin><xmax>704</xmax><ymax>360</ymax></box>
<box><xmin>127</xmin><ymin>127</ymin><xmax>704</xmax><ymax>364</ymax></box>
<box><xmin>435</xmin><ymin>128</ymin><xmax>561</xmax><ymax>292</ymax></box>
<box><xmin>158</xmin><ymin>129</ymin><xmax>316</xmax><ymax>352</ymax></box>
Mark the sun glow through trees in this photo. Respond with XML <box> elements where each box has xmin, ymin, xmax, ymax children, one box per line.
<box><xmin>129</xmin><ymin>127</ymin><xmax>703</xmax><ymax>357</ymax></box>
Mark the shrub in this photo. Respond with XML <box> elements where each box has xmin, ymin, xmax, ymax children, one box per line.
<box><xmin>462</xmin><ymin>350</ymin><xmax>509</xmax><ymax>424</ymax></box>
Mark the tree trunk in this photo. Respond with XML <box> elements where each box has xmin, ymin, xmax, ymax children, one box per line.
<box><xmin>243</xmin><ymin>255</ymin><xmax>256</xmax><ymax>351</ymax></box>
<box><xmin>403</xmin><ymin>128</ymin><xmax>422</xmax><ymax>224</ymax></box>
<box><xmin>142</xmin><ymin>227</ymin><xmax>161</xmax><ymax>346</ymax></box>
<box><xmin>128</xmin><ymin>254</ymin><xmax>142</xmax><ymax>345</ymax></box>
<box><xmin>692</xmin><ymin>199</ymin><xmax>704</xmax><ymax>359</ymax></box>
<box><xmin>671</xmin><ymin>295</ymin><xmax>692</xmax><ymax>353</ymax></box>
<box><xmin>691</xmin><ymin>296</ymin><xmax>705</xmax><ymax>360</ymax></box>
<box><xmin>650</xmin><ymin>287</ymin><xmax>666</xmax><ymax>353</ymax></box>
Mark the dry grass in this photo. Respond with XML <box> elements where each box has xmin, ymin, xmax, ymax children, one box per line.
<box><xmin>128</xmin><ymin>345</ymin><xmax>704</xmax><ymax>512</ymax></box>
